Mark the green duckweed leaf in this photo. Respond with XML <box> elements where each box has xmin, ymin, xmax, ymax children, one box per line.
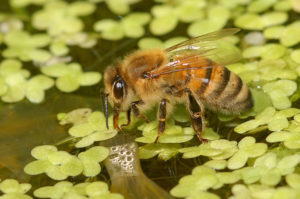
<box><xmin>270</xmin><ymin>187</ymin><xmax>296</xmax><ymax>199</ymax></box>
<box><xmin>228</xmin><ymin>150</ymin><xmax>248</xmax><ymax>170</ymax></box>
<box><xmin>266</xmin><ymin>131</ymin><xmax>291</xmax><ymax>143</ymax></box>
<box><xmin>75</xmin><ymin>130</ymin><xmax>118</xmax><ymax>148</ymax></box>
<box><xmin>80</xmin><ymin>159</ymin><xmax>101</xmax><ymax>177</ymax></box>
<box><xmin>274</xmin><ymin>0</ymin><xmax>292</xmax><ymax>11</ymax></box>
<box><xmin>45</xmin><ymin>165</ymin><xmax>68</xmax><ymax>180</ymax></box>
<box><xmin>1</xmin><ymin>84</ymin><xmax>25</xmax><ymax>103</ymax></box>
<box><xmin>94</xmin><ymin>19</ymin><xmax>124</xmax><ymax>40</ymax></box>
<box><xmin>286</xmin><ymin>173</ymin><xmax>300</xmax><ymax>189</ymax></box>
<box><xmin>151</xmin><ymin>5</ymin><xmax>173</xmax><ymax>17</ymax></box>
<box><xmin>31</xmin><ymin>145</ymin><xmax>57</xmax><ymax>160</ymax></box>
<box><xmin>67</xmin><ymin>1</ymin><xmax>96</xmax><ymax>16</ymax></box>
<box><xmin>243</xmin><ymin>46</ymin><xmax>264</xmax><ymax>58</ymax></box>
<box><xmin>186</xmin><ymin>191</ymin><xmax>220</xmax><ymax>199</ymax></box>
<box><xmin>24</xmin><ymin>160</ymin><xmax>51</xmax><ymax>175</ymax></box>
<box><xmin>277</xmin><ymin>154</ymin><xmax>300</xmax><ymax>175</ymax></box>
<box><xmin>234</xmin><ymin>119</ymin><xmax>260</xmax><ymax>134</ymax></box>
<box><xmin>0</xmin><ymin>59</ymin><xmax>22</xmax><ymax>75</ymax></box>
<box><xmin>48</xmin><ymin>151</ymin><xmax>72</xmax><ymax>165</ymax></box>
<box><xmin>204</xmin><ymin>160</ymin><xmax>227</xmax><ymax>170</ymax></box>
<box><xmin>150</xmin><ymin>14</ymin><xmax>178</xmax><ymax>36</ymax></box>
<box><xmin>261</xmin><ymin>44</ymin><xmax>286</xmax><ymax>60</ymax></box>
<box><xmin>86</xmin><ymin>181</ymin><xmax>109</xmax><ymax>196</ymax></box>
<box><xmin>138</xmin><ymin>37</ymin><xmax>164</xmax><ymax>49</ymax></box>
<box><xmin>106</xmin><ymin>0</ymin><xmax>130</xmax><ymax>15</ymax></box>
<box><xmin>291</xmin><ymin>49</ymin><xmax>300</xmax><ymax>64</ymax></box>
<box><xmin>234</xmin><ymin>13</ymin><xmax>264</xmax><ymax>30</ymax></box>
<box><xmin>280</xmin><ymin>22</ymin><xmax>300</xmax><ymax>46</ymax></box>
<box><xmin>176</xmin><ymin>3</ymin><xmax>204</xmax><ymax>23</ymax></box>
<box><xmin>237</xmin><ymin>167</ymin><xmax>264</xmax><ymax>184</ymax></box>
<box><xmin>268</xmin><ymin>117</ymin><xmax>289</xmax><ymax>131</ymax></box>
<box><xmin>260</xmin><ymin>168</ymin><xmax>281</xmax><ymax>186</ymax></box>
<box><xmin>50</xmin><ymin>42</ymin><xmax>69</xmax><ymax>56</ymax></box>
<box><xmin>247</xmin><ymin>0</ymin><xmax>277</xmax><ymax>13</ymax></box>
<box><xmin>0</xmin><ymin>179</ymin><xmax>21</xmax><ymax>193</ymax></box>
<box><xmin>139</xmin><ymin>143</ymin><xmax>180</xmax><ymax>160</ymax></box>
<box><xmin>263</xmin><ymin>25</ymin><xmax>284</xmax><ymax>39</ymax></box>
<box><xmin>41</xmin><ymin>63</ymin><xmax>82</xmax><ymax>77</ymax></box>
<box><xmin>28</xmin><ymin>75</ymin><xmax>54</xmax><ymax>90</ymax></box>
<box><xmin>78</xmin><ymin>146</ymin><xmax>109</xmax><ymax>162</ymax></box>
<box><xmin>78</xmin><ymin>72</ymin><xmax>101</xmax><ymax>86</ymax></box>
<box><xmin>261</xmin><ymin>12</ymin><xmax>288</xmax><ymax>27</ymax></box>
<box><xmin>25</xmin><ymin>84</ymin><xmax>45</xmax><ymax>103</ymax></box>
<box><xmin>284</xmin><ymin>132</ymin><xmax>300</xmax><ymax>149</ymax></box>
<box><xmin>56</xmin><ymin>74</ymin><xmax>80</xmax><ymax>93</ymax></box>
<box><xmin>188</xmin><ymin>19</ymin><xmax>223</xmax><ymax>37</ymax></box>
<box><xmin>216</xmin><ymin>172</ymin><xmax>241</xmax><ymax>184</ymax></box>
<box><xmin>60</xmin><ymin>157</ymin><xmax>83</xmax><ymax>176</ymax></box>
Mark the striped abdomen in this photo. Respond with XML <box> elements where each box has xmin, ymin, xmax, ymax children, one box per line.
<box><xmin>187</xmin><ymin>60</ymin><xmax>253</xmax><ymax>114</ymax></box>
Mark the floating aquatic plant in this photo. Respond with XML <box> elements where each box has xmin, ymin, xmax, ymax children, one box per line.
<box><xmin>0</xmin><ymin>59</ymin><xmax>54</xmax><ymax>103</ymax></box>
<box><xmin>24</xmin><ymin>145</ymin><xmax>109</xmax><ymax>180</ymax></box>
<box><xmin>235</xmin><ymin>152</ymin><xmax>300</xmax><ymax>186</ymax></box>
<box><xmin>170</xmin><ymin>165</ymin><xmax>240</xmax><ymax>199</ymax></box>
<box><xmin>33</xmin><ymin>181</ymin><xmax>124</xmax><ymax>199</ymax></box>
<box><xmin>59</xmin><ymin>110</ymin><xmax>121</xmax><ymax>148</ymax></box>
<box><xmin>94</xmin><ymin>12</ymin><xmax>151</xmax><ymax>40</ymax></box>
<box><xmin>1</xmin><ymin>0</ymin><xmax>300</xmax><ymax>199</ymax></box>
<box><xmin>2</xmin><ymin>31</ymin><xmax>52</xmax><ymax>62</ymax></box>
<box><xmin>41</xmin><ymin>62</ymin><xmax>101</xmax><ymax>93</ymax></box>
<box><xmin>0</xmin><ymin>179</ymin><xmax>32</xmax><ymax>199</ymax></box>
<box><xmin>136</xmin><ymin>120</ymin><xmax>195</xmax><ymax>144</ymax></box>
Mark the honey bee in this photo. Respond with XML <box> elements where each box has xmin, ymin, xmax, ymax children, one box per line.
<box><xmin>103</xmin><ymin>28</ymin><xmax>253</xmax><ymax>143</ymax></box>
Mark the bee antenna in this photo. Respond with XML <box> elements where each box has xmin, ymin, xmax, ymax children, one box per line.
<box><xmin>100</xmin><ymin>90</ymin><xmax>109</xmax><ymax>130</ymax></box>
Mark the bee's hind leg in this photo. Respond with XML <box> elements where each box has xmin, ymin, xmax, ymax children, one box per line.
<box><xmin>186</xmin><ymin>92</ymin><xmax>208</xmax><ymax>143</ymax></box>
<box><xmin>155</xmin><ymin>99</ymin><xmax>168</xmax><ymax>143</ymax></box>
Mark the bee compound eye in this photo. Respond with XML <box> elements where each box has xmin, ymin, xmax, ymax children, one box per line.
<box><xmin>113</xmin><ymin>79</ymin><xmax>125</xmax><ymax>100</ymax></box>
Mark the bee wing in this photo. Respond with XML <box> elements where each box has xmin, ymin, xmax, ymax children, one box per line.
<box><xmin>147</xmin><ymin>54</ymin><xmax>216</xmax><ymax>78</ymax></box>
<box><xmin>166</xmin><ymin>28</ymin><xmax>240</xmax><ymax>52</ymax></box>
<box><xmin>166</xmin><ymin>28</ymin><xmax>242</xmax><ymax>66</ymax></box>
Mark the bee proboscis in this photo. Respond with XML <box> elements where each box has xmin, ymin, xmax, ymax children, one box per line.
<box><xmin>103</xmin><ymin>28</ymin><xmax>253</xmax><ymax>143</ymax></box>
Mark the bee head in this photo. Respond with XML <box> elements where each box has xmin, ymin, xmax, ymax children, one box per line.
<box><xmin>104</xmin><ymin>66</ymin><xmax>128</xmax><ymax>109</ymax></box>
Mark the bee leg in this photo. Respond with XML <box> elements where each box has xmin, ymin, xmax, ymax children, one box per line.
<box><xmin>132</xmin><ymin>101</ymin><xmax>150</xmax><ymax>123</ymax></box>
<box><xmin>187</xmin><ymin>92</ymin><xmax>208</xmax><ymax>143</ymax></box>
<box><xmin>155</xmin><ymin>99</ymin><xmax>167</xmax><ymax>143</ymax></box>
<box><xmin>113</xmin><ymin>108</ymin><xmax>121</xmax><ymax>131</ymax></box>
<box><xmin>120</xmin><ymin>108</ymin><xmax>131</xmax><ymax>129</ymax></box>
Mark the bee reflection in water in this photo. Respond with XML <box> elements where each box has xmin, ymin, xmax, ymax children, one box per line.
<box><xmin>102</xmin><ymin>134</ymin><xmax>175</xmax><ymax>199</ymax></box>
<box><xmin>103</xmin><ymin>28</ymin><xmax>253</xmax><ymax>143</ymax></box>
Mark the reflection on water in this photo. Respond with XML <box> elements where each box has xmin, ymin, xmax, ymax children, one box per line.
<box><xmin>102</xmin><ymin>133</ymin><xmax>175</xmax><ymax>199</ymax></box>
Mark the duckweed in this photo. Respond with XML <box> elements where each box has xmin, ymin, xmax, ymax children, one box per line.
<box><xmin>41</xmin><ymin>62</ymin><xmax>101</xmax><ymax>93</ymax></box>
<box><xmin>0</xmin><ymin>179</ymin><xmax>32</xmax><ymax>199</ymax></box>
<box><xmin>1</xmin><ymin>0</ymin><xmax>300</xmax><ymax>198</ymax></box>
<box><xmin>34</xmin><ymin>181</ymin><xmax>123</xmax><ymax>199</ymax></box>
<box><xmin>24</xmin><ymin>145</ymin><xmax>109</xmax><ymax>179</ymax></box>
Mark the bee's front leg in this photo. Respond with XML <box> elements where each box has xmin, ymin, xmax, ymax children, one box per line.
<box><xmin>155</xmin><ymin>99</ymin><xmax>168</xmax><ymax>143</ymax></box>
<box><xmin>187</xmin><ymin>92</ymin><xmax>208</xmax><ymax>143</ymax></box>
<box><xmin>113</xmin><ymin>108</ymin><xmax>121</xmax><ymax>131</ymax></box>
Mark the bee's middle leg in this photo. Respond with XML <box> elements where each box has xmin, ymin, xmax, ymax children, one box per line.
<box><xmin>155</xmin><ymin>98</ymin><xmax>168</xmax><ymax>143</ymax></box>
<box><xmin>120</xmin><ymin>108</ymin><xmax>131</xmax><ymax>129</ymax></box>
<box><xmin>187</xmin><ymin>92</ymin><xmax>208</xmax><ymax>143</ymax></box>
<box><xmin>131</xmin><ymin>101</ymin><xmax>150</xmax><ymax>123</ymax></box>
